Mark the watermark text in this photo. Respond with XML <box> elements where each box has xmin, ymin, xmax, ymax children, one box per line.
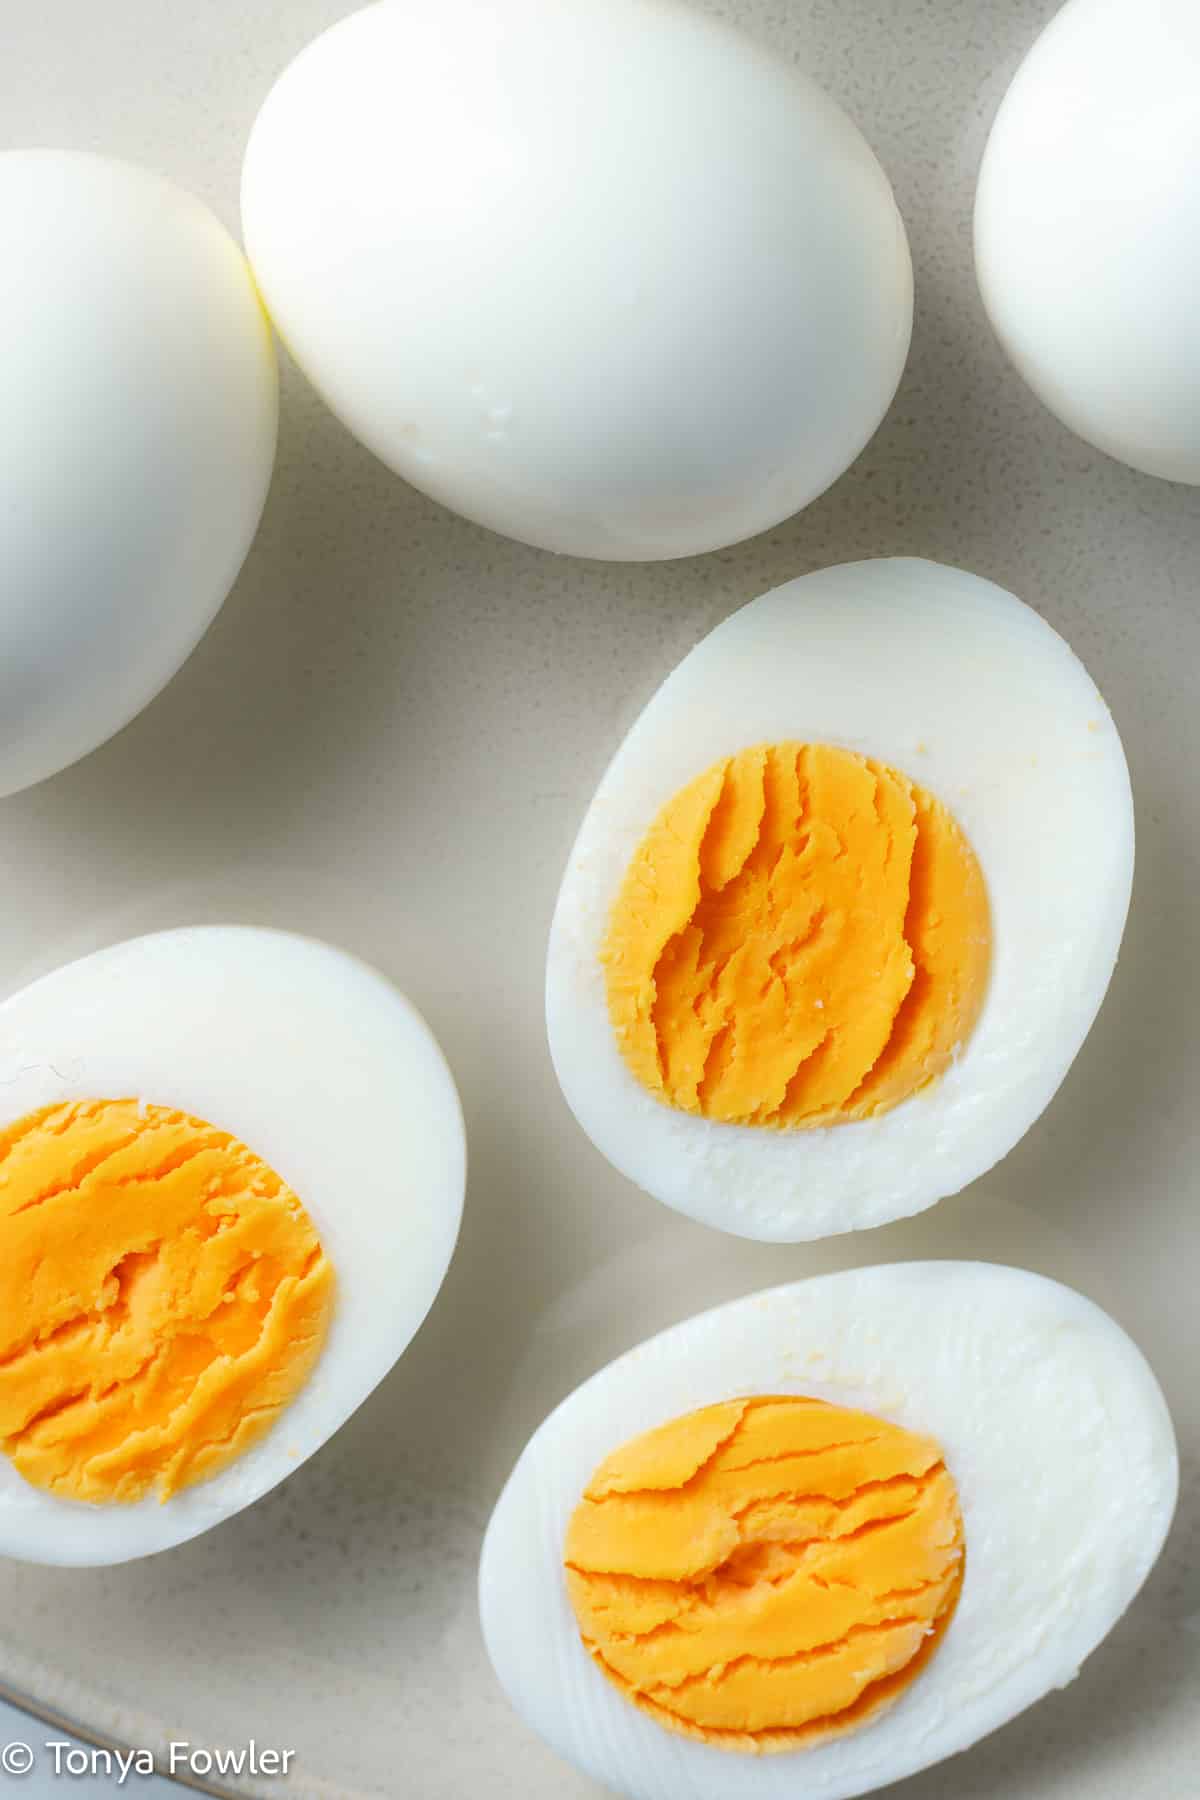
<box><xmin>1</xmin><ymin>1738</ymin><xmax>295</xmax><ymax>1783</ymax></box>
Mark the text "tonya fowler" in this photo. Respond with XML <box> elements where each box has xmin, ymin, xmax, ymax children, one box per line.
<box><xmin>42</xmin><ymin>1739</ymin><xmax>296</xmax><ymax>1782</ymax></box>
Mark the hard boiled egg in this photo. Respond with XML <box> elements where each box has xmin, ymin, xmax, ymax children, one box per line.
<box><xmin>547</xmin><ymin>559</ymin><xmax>1132</xmax><ymax>1241</ymax></box>
<box><xmin>0</xmin><ymin>150</ymin><xmax>276</xmax><ymax>799</ymax></box>
<box><xmin>0</xmin><ymin>928</ymin><xmax>464</xmax><ymax>1566</ymax></box>
<box><xmin>480</xmin><ymin>1262</ymin><xmax>1177</xmax><ymax>1799</ymax></box>
<box><xmin>976</xmin><ymin>0</ymin><xmax>1200</xmax><ymax>482</ymax></box>
<box><xmin>240</xmin><ymin>0</ymin><xmax>912</xmax><ymax>560</ymax></box>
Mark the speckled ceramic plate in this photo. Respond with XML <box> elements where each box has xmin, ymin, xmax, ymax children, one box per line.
<box><xmin>1</xmin><ymin>1</ymin><xmax>1197</xmax><ymax>1796</ymax></box>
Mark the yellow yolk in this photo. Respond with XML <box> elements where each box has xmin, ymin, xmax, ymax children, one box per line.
<box><xmin>0</xmin><ymin>1098</ymin><xmax>334</xmax><ymax>1504</ymax></box>
<box><xmin>603</xmin><ymin>742</ymin><xmax>991</xmax><ymax>1127</ymax></box>
<box><xmin>564</xmin><ymin>1397</ymin><xmax>965</xmax><ymax>1753</ymax></box>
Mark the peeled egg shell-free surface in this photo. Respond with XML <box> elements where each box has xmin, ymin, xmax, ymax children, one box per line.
<box><xmin>546</xmin><ymin>558</ymin><xmax>1133</xmax><ymax>1242</ymax></box>
<box><xmin>480</xmin><ymin>1262</ymin><xmax>1178</xmax><ymax>1800</ymax></box>
<box><xmin>0</xmin><ymin>927</ymin><xmax>465</xmax><ymax>1567</ymax></box>
<box><xmin>240</xmin><ymin>0</ymin><xmax>912</xmax><ymax>561</ymax></box>
<box><xmin>975</xmin><ymin>0</ymin><xmax>1200</xmax><ymax>483</ymax></box>
<box><xmin>0</xmin><ymin>150</ymin><xmax>277</xmax><ymax>798</ymax></box>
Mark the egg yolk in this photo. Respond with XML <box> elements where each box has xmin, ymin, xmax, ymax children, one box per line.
<box><xmin>565</xmin><ymin>1396</ymin><xmax>964</xmax><ymax>1752</ymax></box>
<box><xmin>603</xmin><ymin>741</ymin><xmax>990</xmax><ymax>1127</ymax></box>
<box><xmin>0</xmin><ymin>1098</ymin><xmax>334</xmax><ymax>1504</ymax></box>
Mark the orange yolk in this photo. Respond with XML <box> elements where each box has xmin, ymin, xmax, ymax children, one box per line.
<box><xmin>564</xmin><ymin>1396</ymin><xmax>965</xmax><ymax>1753</ymax></box>
<box><xmin>0</xmin><ymin>1098</ymin><xmax>334</xmax><ymax>1504</ymax></box>
<box><xmin>603</xmin><ymin>741</ymin><xmax>991</xmax><ymax>1127</ymax></box>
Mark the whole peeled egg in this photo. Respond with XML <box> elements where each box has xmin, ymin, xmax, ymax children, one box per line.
<box><xmin>240</xmin><ymin>0</ymin><xmax>913</xmax><ymax>560</ymax></box>
<box><xmin>0</xmin><ymin>151</ymin><xmax>277</xmax><ymax>798</ymax></box>
<box><xmin>976</xmin><ymin>0</ymin><xmax>1200</xmax><ymax>482</ymax></box>
<box><xmin>480</xmin><ymin>1263</ymin><xmax>1178</xmax><ymax>1799</ymax></box>
<box><xmin>0</xmin><ymin>927</ymin><xmax>465</xmax><ymax>1565</ymax></box>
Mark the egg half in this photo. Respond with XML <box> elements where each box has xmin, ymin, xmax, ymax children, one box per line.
<box><xmin>0</xmin><ymin>928</ymin><xmax>465</xmax><ymax>1566</ymax></box>
<box><xmin>0</xmin><ymin>151</ymin><xmax>277</xmax><ymax>797</ymax></box>
<box><xmin>479</xmin><ymin>1262</ymin><xmax>1178</xmax><ymax>1800</ymax></box>
<box><xmin>241</xmin><ymin>0</ymin><xmax>912</xmax><ymax>560</ymax></box>
<box><xmin>546</xmin><ymin>559</ymin><xmax>1133</xmax><ymax>1241</ymax></box>
<box><xmin>976</xmin><ymin>0</ymin><xmax>1200</xmax><ymax>482</ymax></box>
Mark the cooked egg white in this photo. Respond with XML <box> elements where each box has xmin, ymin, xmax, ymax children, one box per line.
<box><xmin>479</xmin><ymin>1262</ymin><xmax>1178</xmax><ymax>1800</ymax></box>
<box><xmin>0</xmin><ymin>928</ymin><xmax>465</xmax><ymax>1566</ymax></box>
<box><xmin>546</xmin><ymin>559</ymin><xmax>1133</xmax><ymax>1241</ymax></box>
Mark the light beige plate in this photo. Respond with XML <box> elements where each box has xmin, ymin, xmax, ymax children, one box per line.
<box><xmin>1</xmin><ymin>1</ymin><xmax>1197</xmax><ymax>1795</ymax></box>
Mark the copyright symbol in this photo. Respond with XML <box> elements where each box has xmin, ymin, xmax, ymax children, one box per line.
<box><xmin>1</xmin><ymin>1741</ymin><xmax>33</xmax><ymax>1776</ymax></box>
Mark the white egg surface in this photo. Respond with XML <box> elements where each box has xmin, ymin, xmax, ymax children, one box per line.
<box><xmin>240</xmin><ymin>0</ymin><xmax>912</xmax><ymax>561</ymax></box>
<box><xmin>546</xmin><ymin>559</ymin><xmax>1133</xmax><ymax>1241</ymax></box>
<box><xmin>479</xmin><ymin>1262</ymin><xmax>1178</xmax><ymax>1800</ymax></box>
<box><xmin>0</xmin><ymin>928</ymin><xmax>465</xmax><ymax>1566</ymax></box>
<box><xmin>0</xmin><ymin>150</ymin><xmax>277</xmax><ymax>798</ymax></box>
<box><xmin>975</xmin><ymin>0</ymin><xmax>1200</xmax><ymax>483</ymax></box>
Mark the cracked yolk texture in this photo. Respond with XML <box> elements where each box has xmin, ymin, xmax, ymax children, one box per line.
<box><xmin>0</xmin><ymin>1098</ymin><xmax>334</xmax><ymax>1504</ymax></box>
<box><xmin>602</xmin><ymin>742</ymin><xmax>991</xmax><ymax>1127</ymax></box>
<box><xmin>564</xmin><ymin>1396</ymin><xmax>965</xmax><ymax>1753</ymax></box>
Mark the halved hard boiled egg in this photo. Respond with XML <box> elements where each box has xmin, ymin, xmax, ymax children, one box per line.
<box><xmin>479</xmin><ymin>1262</ymin><xmax>1177</xmax><ymax>1799</ymax></box>
<box><xmin>546</xmin><ymin>559</ymin><xmax>1133</xmax><ymax>1241</ymax></box>
<box><xmin>0</xmin><ymin>927</ymin><xmax>465</xmax><ymax>1566</ymax></box>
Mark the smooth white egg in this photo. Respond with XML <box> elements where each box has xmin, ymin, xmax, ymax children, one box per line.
<box><xmin>0</xmin><ymin>927</ymin><xmax>465</xmax><ymax>1566</ymax></box>
<box><xmin>240</xmin><ymin>0</ymin><xmax>912</xmax><ymax>561</ymax></box>
<box><xmin>480</xmin><ymin>1261</ymin><xmax>1177</xmax><ymax>1800</ymax></box>
<box><xmin>975</xmin><ymin>0</ymin><xmax>1200</xmax><ymax>482</ymax></box>
<box><xmin>546</xmin><ymin>559</ymin><xmax>1133</xmax><ymax>1241</ymax></box>
<box><xmin>0</xmin><ymin>151</ymin><xmax>277</xmax><ymax>798</ymax></box>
